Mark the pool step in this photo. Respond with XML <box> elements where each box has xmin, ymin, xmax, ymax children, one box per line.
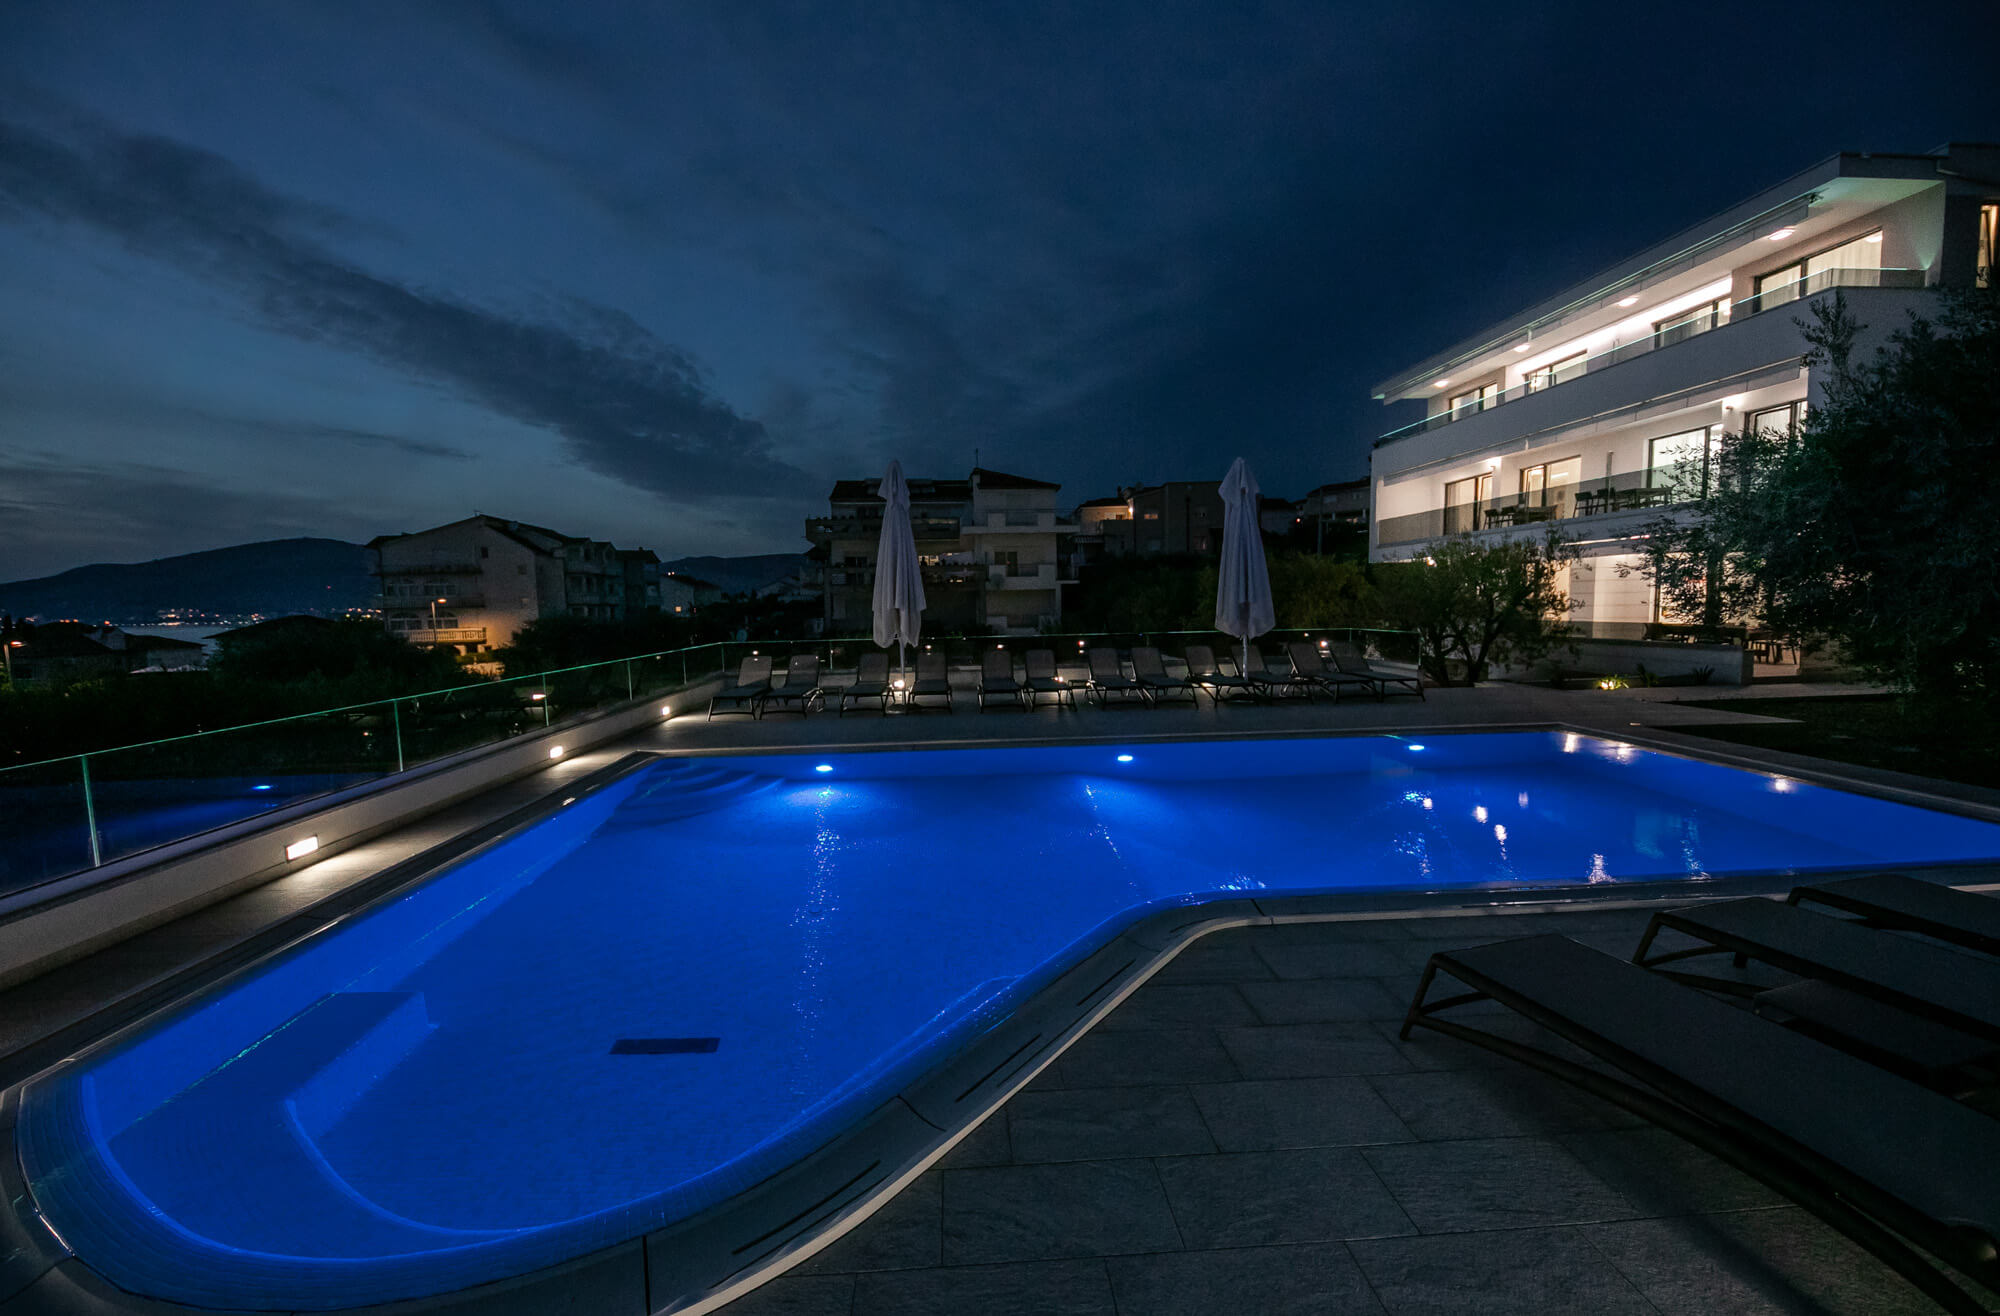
<box><xmin>104</xmin><ymin>991</ymin><xmax>498</xmax><ymax>1254</ymax></box>
<box><xmin>599</xmin><ymin>769</ymin><xmax>786</xmax><ymax>831</ymax></box>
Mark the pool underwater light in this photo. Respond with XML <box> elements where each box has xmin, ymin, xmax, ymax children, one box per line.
<box><xmin>1116</xmin><ymin>754</ymin><xmax>1134</xmax><ymax>763</ymax></box>
<box><xmin>252</xmin><ymin>784</ymin><xmax>273</xmax><ymax>791</ymax></box>
<box><xmin>815</xmin><ymin>764</ymin><xmax>833</xmax><ymax>773</ymax></box>
<box><xmin>1407</xmin><ymin>744</ymin><xmax>1425</xmax><ymax>752</ymax></box>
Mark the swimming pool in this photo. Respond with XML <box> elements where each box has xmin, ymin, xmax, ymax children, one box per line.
<box><xmin>15</xmin><ymin>731</ymin><xmax>2000</xmax><ymax>1311</ymax></box>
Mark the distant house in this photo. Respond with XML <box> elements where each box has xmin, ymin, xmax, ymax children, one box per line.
<box><xmin>5</xmin><ymin>622</ymin><xmax>207</xmax><ymax>682</ymax></box>
<box><xmin>368</xmin><ymin>516</ymin><xmax>662</xmax><ymax>653</ymax></box>
<box><xmin>660</xmin><ymin>574</ymin><xmax>723</xmax><ymax>615</ymax></box>
<box><xmin>1071</xmin><ymin>481</ymin><xmax>1226</xmax><ymax>561</ymax></box>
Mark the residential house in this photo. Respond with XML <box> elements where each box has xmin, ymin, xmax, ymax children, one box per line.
<box><xmin>369</xmin><ymin>516</ymin><xmax>661</xmax><ymax>653</ymax></box>
<box><xmin>804</xmin><ymin>467</ymin><xmax>1075</xmax><ymax>636</ymax></box>
<box><xmin>1077</xmin><ymin>481</ymin><xmax>1227</xmax><ymax>559</ymax></box>
<box><xmin>1369</xmin><ymin>143</ymin><xmax>2000</xmax><ymax>633</ymax></box>
<box><xmin>4</xmin><ymin>622</ymin><xmax>207</xmax><ymax>682</ymax></box>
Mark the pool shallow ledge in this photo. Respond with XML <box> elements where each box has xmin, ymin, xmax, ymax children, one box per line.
<box><xmin>9</xmin><ymin>726</ymin><xmax>2000</xmax><ymax>1315</ymax></box>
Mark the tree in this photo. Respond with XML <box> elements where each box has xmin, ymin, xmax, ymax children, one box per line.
<box><xmin>1634</xmin><ymin>288</ymin><xmax>2000</xmax><ymax>694</ymax></box>
<box><xmin>1373</xmin><ymin>534</ymin><xmax>1574</xmax><ymax>686</ymax></box>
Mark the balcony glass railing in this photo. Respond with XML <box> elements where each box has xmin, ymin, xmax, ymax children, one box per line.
<box><xmin>0</xmin><ymin>627</ymin><xmax>1415</xmax><ymax>901</ymax></box>
<box><xmin>1376</xmin><ymin>462</ymin><xmax>1704</xmax><ymax>546</ymax></box>
<box><xmin>1378</xmin><ymin>267</ymin><xmax>1925</xmax><ymax>444</ymax></box>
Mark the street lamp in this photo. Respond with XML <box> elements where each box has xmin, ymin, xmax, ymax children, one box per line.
<box><xmin>2</xmin><ymin>639</ymin><xmax>21</xmax><ymax>687</ymax></box>
<box><xmin>429</xmin><ymin>597</ymin><xmax>447</xmax><ymax>642</ymax></box>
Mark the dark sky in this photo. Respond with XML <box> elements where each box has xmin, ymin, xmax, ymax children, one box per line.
<box><xmin>1</xmin><ymin>1</ymin><xmax>1992</xmax><ymax>578</ymax></box>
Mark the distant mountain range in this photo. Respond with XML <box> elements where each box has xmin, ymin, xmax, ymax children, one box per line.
<box><xmin>660</xmin><ymin>554</ymin><xmax>804</xmax><ymax>595</ymax></box>
<box><xmin>0</xmin><ymin>539</ymin><xmax>376</xmax><ymax>624</ymax></box>
<box><xmin>0</xmin><ymin>541</ymin><xmax>809</xmax><ymax>623</ymax></box>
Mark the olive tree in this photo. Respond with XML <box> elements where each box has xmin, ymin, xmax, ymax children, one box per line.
<box><xmin>1633</xmin><ymin>288</ymin><xmax>2000</xmax><ymax>695</ymax></box>
<box><xmin>1373</xmin><ymin>533</ymin><xmax>1574</xmax><ymax>685</ymax></box>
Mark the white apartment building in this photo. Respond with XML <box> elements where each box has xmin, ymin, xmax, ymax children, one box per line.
<box><xmin>370</xmin><ymin>516</ymin><xmax>661</xmax><ymax>653</ymax></box>
<box><xmin>962</xmin><ymin>468</ymin><xmax>1071</xmax><ymax>633</ymax></box>
<box><xmin>1370</xmin><ymin>143</ymin><xmax>1999</xmax><ymax>634</ymax></box>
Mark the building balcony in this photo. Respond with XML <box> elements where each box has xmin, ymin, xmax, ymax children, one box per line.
<box><xmin>1374</xmin><ymin>271</ymin><xmax>1927</xmax><ymax>465</ymax></box>
<box><xmin>1376</xmin><ymin>465</ymin><xmax>1702</xmax><ymax>548</ymax></box>
<box><xmin>963</xmin><ymin>513</ymin><xmax>1078</xmax><ymax>533</ymax></box>
<box><xmin>379</xmin><ymin>592</ymin><xmax>485</xmax><ymax>610</ymax></box>
<box><xmin>403</xmin><ymin>626</ymin><xmax>486</xmax><ymax>645</ymax></box>
<box><xmin>376</xmin><ymin>561</ymin><xmax>485</xmax><ymax>577</ymax></box>
<box><xmin>805</xmin><ymin>516</ymin><xmax>965</xmax><ymax>541</ymax></box>
<box><xmin>987</xmin><ymin>564</ymin><xmax>1062</xmax><ymax>589</ymax></box>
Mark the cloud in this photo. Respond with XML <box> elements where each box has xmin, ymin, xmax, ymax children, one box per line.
<box><xmin>0</xmin><ymin>450</ymin><xmax>372</xmax><ymax>579</ymax></box>
<box><xmin>0</xmin><ymin>111</ymin><xmax>809</xmax><ymax>503</ymax></box>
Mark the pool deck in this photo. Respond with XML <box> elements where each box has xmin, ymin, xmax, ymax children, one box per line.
<box><xmin>2</xmin><ymin>676</ymin><xmax>1994</xmax><ymax>1314</ymax></box>
<box><xmin>712</xmin><ymin>907</ymin><xmax>1964</xmax><ymax>1316</ymax></box>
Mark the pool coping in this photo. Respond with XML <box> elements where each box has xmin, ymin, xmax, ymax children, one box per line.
<box><xmin>4</xmin><ymin>723</ymin><xmax>1997</xmax><ymax>1315</ymax></box>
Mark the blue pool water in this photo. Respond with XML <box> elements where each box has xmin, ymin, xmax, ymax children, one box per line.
<box><xmin>19</xmin><ymin>732</ymin><xmax>2000</xmax><ymax>1308</ymax></box>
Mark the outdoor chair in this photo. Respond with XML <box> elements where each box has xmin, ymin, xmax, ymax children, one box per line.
<box><xmin>706</xmin><ymin>654</ymin><xmax>773</xmax><ymax>720</ymax></box>
<box><xmin>1184</xmin><ymin>644</ymin><xmax>1261</xmax><ymax>704</ymax></box>
<box><xmin>1789</xmin><ymin>874</ymin><xmax>2000</xmax><ymax>959</ymax></box>
<box><xmin>1330</xmin><ymin>640</ymin><xmax>1425</xmax><ymax>699</ymax></box>
<box><xmin>1130</xmin><ymin>646</ymin><xmax>1197</xmax><ymax>704</ymax></box>
<box><xmin>838</xmin><ymin>651</ymin><xmax>893</xmax><ymax>716</ymax></box>
<box><xmin>907</xmin><ymin>652</ymin><xmax>954</xmax><ymax>712</ymax></box>
<box><xmin>976</xmin><ymin>648</ymin><xmax>1026</xmax><ymax>711</ymax></box>
<box><xmin>1023</xmin><ymin>648</ymin><xmax>1076</xmax><ymax>709</ymax></box>
<box><xmin>1286</xmin><ymin>642</ymin><xmax>1375</xmax><ymax>702</ymax></box>
<box><xmin>1255</xmin><ymin>647</ymin><xmax>1318</xmax><ymax>700</ymax></box>
<box><xmin>760</xmin><ymin>654</ymin><xmax>825</xmax><ymax>717</ymax></box>
<box><xmin>1403</xmin><ymin>934</ymin><xmax>2000</xmax><ymax>1315</ymax></box>
<box><xmin>1085</xmin><ymin>648</ymin><xmax>1150</xmax><ymax>707</ymax></box>
<box><xmin>1632</xmin><ymin>896</ymin><xmax>2000</xmax><ymax>1046</ymax></box>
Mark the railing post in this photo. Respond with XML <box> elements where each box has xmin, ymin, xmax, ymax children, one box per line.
<box><xmin>78</xmin><ymin>753</ymin><xmax>103</xmax><ymax>869</ymax></box>
<box><xmin>392</xmin><ymin>699</ymin><xmax>406</xmax><ymax>773</ymax></box>
<box><xmin>625</xmin><ymin>659</ymin><xmax>633</xmax><ymax>700</ymax></box>
<box><xmin>681</xmin><ymin>650</ymin><xmax>689</xmax><ymax>686</ymax></box>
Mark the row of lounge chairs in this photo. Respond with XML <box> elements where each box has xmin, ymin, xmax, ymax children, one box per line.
<box><xmin>1402</xmin><ymin>873</ymin><xmax>2000</xmax><ymax>1313</ymax></box>
<box><xmin>706</xmin><ymin>641</ymin><xmax>1423</xmax><ymax>718</ymax></box>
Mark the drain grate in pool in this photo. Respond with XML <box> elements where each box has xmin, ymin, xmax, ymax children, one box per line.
<box><xmin>611</xmin><ymin>1037</ymin><xmax>720</xmax><ymax>1054</ymax></box>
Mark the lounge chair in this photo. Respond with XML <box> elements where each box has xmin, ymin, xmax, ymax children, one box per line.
<box><xmin>706</xmin><ymin>654</ymin><xmax>774</xmax><ymax>720</ymax></box>
<box><xmin>1286</xmin><ymin>642</ymin><xmax>1376</xmax><ymax>702</ymax></box>
<box><xmin>1023</xmin><ymin>649</ymin><xmax>1075</xmax><ymax>709</ymax></box>
<box><xmin>838</xmin><ymin>651</ymin><xmax>893</xmax><ymax>716</ymax></box>
<box><xmin>760</xmin><ymin>654</ymin><xmax>825</xmax><ymax>717</ymax></box>
<box><xmin>1085</xmin><ymin>648</ymin><xmax>1151</xmax><ymax>707</ymax></box>
<box><xmin>1130</xmin><ymin>646</ymin><xmax>1197</xmax><ymax>703</ymax></box>
<box><xmin>977</xmin><ymin>649</ymin><xmax>1026</xmax><ymax>711</ymax></box>
<box><xmin>1789</xmin><ymin>874</ymin><xmax>2000</xmax><ymax>958</ymax></box>
<box><xmin>907</xmin><ymin>652</ymin><xmax>954</xmax><ymax>712</ymax></box>
<box><xmin>1184</xmin><ymin>644</ymin><xmax>1261</xmax><ymax>703</ymax></box>
<box><xmin>1632</xmin><ymin>897</ymin><xmax>2000</xmax><ymax>1044</ymax></box>
<box><xmin>1404</xmin><ymin>934</ymin><xmax>2000</xmax><ymax>1314</ymax></box>
<box><xmin>1246</xmin><ymin>647</ymin><xmax>1315</xmax><ymax>700</ymax></box>
<box><xmin>1330</xmin><ymin>640</ymin><xmax>1425</xmax><ymax>699</ymax></box>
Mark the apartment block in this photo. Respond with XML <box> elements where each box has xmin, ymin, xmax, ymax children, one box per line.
<box><xmin>369</xmin><ymin>515</ymin><xmax>661</xmax><ymax>652</ymax></box>
<box><xmin>804</xmin><ymin>467</ymin><xmax>1075</xmax><ymax>636</ymax></box>
<box><xmin>1369</xmin><ymin>143</ymin><xmax>2000</xmax><ymax>632</ymax></box>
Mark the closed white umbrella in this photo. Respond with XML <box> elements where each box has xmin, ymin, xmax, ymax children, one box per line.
<box><xmin>1215</xmin><ymin>457</ymin><xmax>1275</xmax><ymax>678</ymax></box>
<box><xmin>871</xmin><ymin>459</ymin><xmax>927</xmax><ymax>690</ymax></box>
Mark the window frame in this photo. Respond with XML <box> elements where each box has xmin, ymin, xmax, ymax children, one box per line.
<box><xmin>1523</xmin><ymin>352</ymin><xmax>1586</xmax><ymax>393</ymax></box>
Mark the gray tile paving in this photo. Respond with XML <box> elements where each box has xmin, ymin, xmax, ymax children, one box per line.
<box><xmin>1348</xmin><ymin>1226</ymin><xmax>1656</xmax><ymax>1315</ymax></box>
<box><xmin>1152</xmin><ymin>1147</ymin><xmax>1415</xmax><ymax>1248</ymax></box>
<box><xmin>939</xmin><ymin>1160</ymin><xmax>1183</xmax><ymax>1265</ymax></box>
<box><xmin>1107</xmin><ymin>1243</ymin><xmax>1388</xmax><ymax>1315</ymax></box>
<box><xmin>1005</xmin><ymin>1085</ymin><xmax>1216</xmax><ymax>1163</ymax></box>
<box><xmin>1190</xmin><ymin>1076</ymin><xmax>1415</xmax><ymax>1153</ymax></box>
<box><xmin>1053</xmin><ymin>1028</ymin><xmax>1240</xmax><ymax>1088</ymax></box>
<box><xmin>1239</xmin><ymin>977</ymin><xmax>1408</xmax><ymax>1025</ymax></box>
<box><xmin>852</xmin><ymin>1258</ymin><xmax>1117</xmax><ymax>1316</ymax></box>
<box><xmin>1362</xmin><ymin>1135</ymin><xmax>1640</xmax><ymax>1234</ymax></box>
<box><xmin>1365</xmin><ymin>1067</ymin><xmax>1643</xmax><ymax>1141</ymax></box>
<box><xmin>1217</xmin><ymin>1022</ymin><xmax>1415</xmax><ymax>1080</ymax></box>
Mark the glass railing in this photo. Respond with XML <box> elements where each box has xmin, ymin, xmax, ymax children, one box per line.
<box><xmin>1376</xmin><ymin>463</ymin><xmax>1702</xmax><ymax>546</ymax></box>
<box><xmin>1378</xmin><ymin>267</ymin><xmax>1926</xmax><ymax>444</ymax></box>
<box><xmin>0</xmin><ymin>627</ymin><xmax>1418</xmax><ymax>900</ymax></box>
<box><xmin>0</xmin><ymin>643</ymin><xmax>732</xmax><ymax>900</ymax></box>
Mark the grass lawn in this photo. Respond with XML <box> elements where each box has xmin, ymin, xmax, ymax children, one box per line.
<box><xmin>1674</xmin><ymin>695</ymin><xmax>2000</xmax><ymax>791</ymax></box>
